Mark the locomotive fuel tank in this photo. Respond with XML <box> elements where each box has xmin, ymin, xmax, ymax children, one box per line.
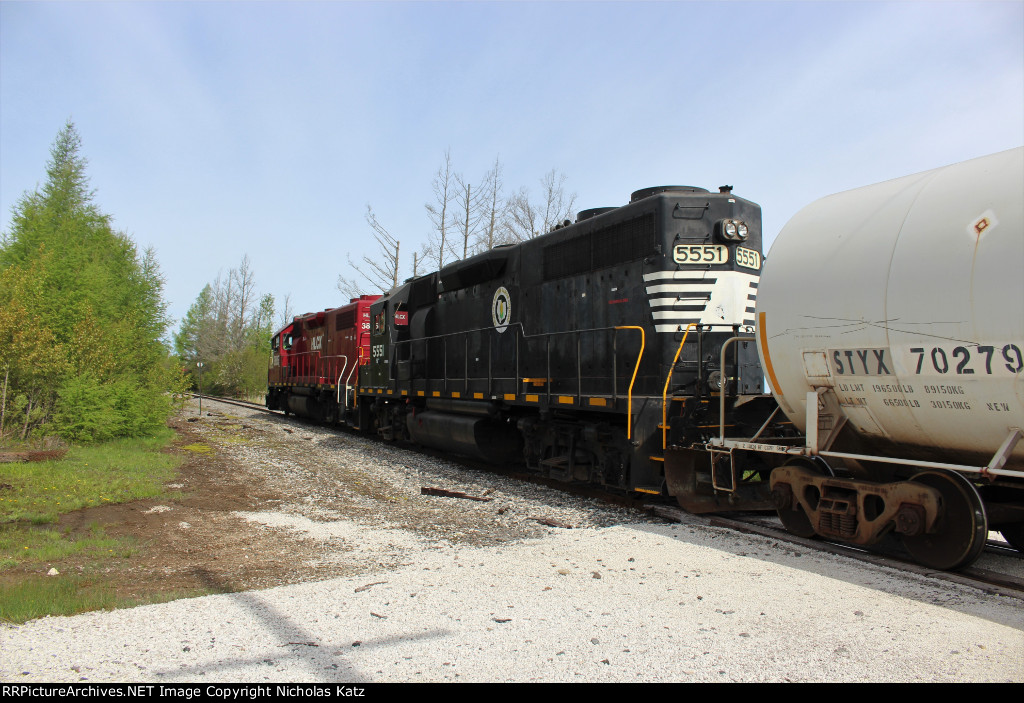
<box><xmin>756</xmin><ymin>147</ymin><xmax>1024</xmax><ymax>470</ymax></box>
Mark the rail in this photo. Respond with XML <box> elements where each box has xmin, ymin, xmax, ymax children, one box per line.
<box><xmin>658</xmin><ymin>324</ymin><xmax>756</xmax><ymax>450</ymax></box>
<box><xmin>334</xmin><ymin>356</ymin><xmax>349</xmax><ymax>405</ymax></box>
<box><xmin>344</xmin><ymin>353</ymin><xmax>361</xmax><ymax>406</ymax></box>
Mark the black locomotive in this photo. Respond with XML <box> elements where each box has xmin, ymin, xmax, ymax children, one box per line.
<box><xmin>270</xmin><ymin>174</ymin><xmax>1024</xmax><ymax>572</ymax></box>
<box><xmin>272</xmin><ymin>184</ymin><xmax>776</xmax><ymax>512</ymax></box>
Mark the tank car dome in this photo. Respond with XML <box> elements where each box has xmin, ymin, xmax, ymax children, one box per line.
<box><xmin>630</xmin><ymin>185</ymin><xmax>709</xmax><ymax>202</ymax></box>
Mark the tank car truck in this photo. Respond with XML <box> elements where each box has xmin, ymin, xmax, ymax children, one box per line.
<box><xmin>693</xmin><ymin>148</ymin><xmax>1024</xmax><ymax>569</ymax></box>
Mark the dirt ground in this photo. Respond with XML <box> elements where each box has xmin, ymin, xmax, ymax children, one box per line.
<box><xmin>16</xmin><ymin>412</ymin><xmax>326</xmax><ymax>600</ymax></box>
<box><xmin>13</xmin><ymin>399</ymin><xmax>649</xmax><ymax>605</ymax></box>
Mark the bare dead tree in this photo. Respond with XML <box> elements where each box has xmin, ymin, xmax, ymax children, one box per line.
<box><xmin>474</xmin><ymin>156</ymin><xmax>505</xmax><ymax>253</ymax></box>
<box><xmin>208</xmin><ymin>272</ymin><xmax>233</xmax><ymax>358</ymax></box>
<box><xmin>502</xmin><ymin>168</ymin><xmax>577</xmax><ymax>242</ymax></box>
<box><xmin>229</xmin><ymin>254</ymin><xmax>257</xmax><ymax>349</ymax></box>
<box><xmin>539</xmin><ymin>168</ymin><xmax>577</xmax><ymax>234</ymax></box>
<box><xmin>502</xmin><ymin>186</ymin><xmax>538</xmax><ymax>243</ymax></box>
<box><xmin>337</xmin><ymin>205</ymin><xmax>401</xmax><ymax>296</ymax></box>
<box><xmin>454</xmin><ymin>172</ymin><xmax>484</xmax><ymax>260</ymax></box>
<box><xmin>424</xmin><ymin>149</ymin><xmax>455</xmax><ymax>270</ymax></box>
<box><xmin>277</xmin><ymin>293</ymin><xmax>293</xmax><ymax>328</ymax></box>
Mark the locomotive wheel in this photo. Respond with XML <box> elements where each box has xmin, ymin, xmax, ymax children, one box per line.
<box><xmin>902</xmin><ymin>470</ymin><xmax>987</xmax><ymax>571</ymax></box>
<box><xmin>999</xmin><ymin>524</ymin><xmax>1024</xmax><ymax>553</ymax></box>
<box><xmin>774</xmin><ymin>458</ymin><xmax>831</xmax><ymax>539</ymax></box>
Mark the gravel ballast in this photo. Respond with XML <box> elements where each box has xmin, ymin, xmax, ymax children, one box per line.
<box><xmin>1</xmin><ymin>400</ymin><xmax>1021</xmax><ymax>682</ymax></box>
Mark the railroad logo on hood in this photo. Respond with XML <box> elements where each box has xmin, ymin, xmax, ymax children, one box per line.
<box><xmin>492</xmin><ymin>287</ymin><xmax>511</xmax><ymax>333</ymax></box>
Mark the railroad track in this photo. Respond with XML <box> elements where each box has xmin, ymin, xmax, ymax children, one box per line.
<box><xmin>190</xmin><ymin>393</ymin><xmax>1024</xmax><ymax>597</ymax></box>
<box><xmin>190</xmin><ymin>393</ymin><xmax>271</xmax><ymax>414</ymax></box>
<box><xmin>647</xmin><ymin>506</ymin><xmax>1024</xmax><ymax>601</ymax></box>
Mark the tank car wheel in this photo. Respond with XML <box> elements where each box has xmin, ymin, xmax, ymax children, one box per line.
<box><xmin>999</xmin><ymin>524</ymin><xmax>1024</xmax><ymax>553</ymax></box>
<box><xmin>774</xmin><ymin>458</ymin><xmax>831</xmax><ymax>539</ymax></box>
<box><xmin>777</xmin><ymin>498</ymin><xmax>816</xmax><ymax>538</ymax></box>
<box><xmin>902</xmin><ymin>470</ymin><xmax>987</xmax><ymax>571</ymax></box>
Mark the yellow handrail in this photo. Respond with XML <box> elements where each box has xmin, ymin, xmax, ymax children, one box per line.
<box><xmin>662</xmin><ymin>323</ymin><xmax>700</xmax><ymax>449</ymax></box>
<box><xmin>615</xmin><ymin>326</ymin><xmax>645</xmax><ymax>440</ymax></box>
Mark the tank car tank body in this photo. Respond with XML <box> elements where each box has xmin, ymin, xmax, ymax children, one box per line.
<box><xmin>701</xmin><ymin>148</ymin><xmax>1024</xmax><ymax>569</ymax></box>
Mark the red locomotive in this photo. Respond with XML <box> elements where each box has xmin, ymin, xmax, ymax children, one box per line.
<box><xmin>267</xmin><ymin>294</ymin><xmax>380</xmax><ymax>423</ymax></box>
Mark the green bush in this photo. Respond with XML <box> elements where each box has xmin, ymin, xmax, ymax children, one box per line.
<box><xmin>53</xmin><ymin>375</ymin><xmax>118</xmax><ymax>443</ymax></box>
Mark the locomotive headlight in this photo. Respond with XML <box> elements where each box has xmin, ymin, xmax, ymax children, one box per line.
<box><xmin>715</xmin><ymin>219</ymin><xmax>749</xmax><ymax>243</ymax></box>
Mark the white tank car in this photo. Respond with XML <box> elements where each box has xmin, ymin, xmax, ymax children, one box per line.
<box><xmin>756</xmin><ymin>147</ymin><xmax>1024</xmax><ymax>471</ymax></box>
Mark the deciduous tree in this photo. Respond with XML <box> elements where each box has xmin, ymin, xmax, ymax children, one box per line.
<box><xmin>424</xmin><ymin>149</ymin><xmax>455</xmax><ymax>270</ymax></box>
<box><xmin>502</xmin><ymin>168</ymin><xmax>577</xmax><ymax>243</ymax></box>
<box><xmin>337</xmin><ymin>205</ymin><xmax>402</xmax><ymax>297</ymax></box>
<box><xmin>475</xmin><ymin>157</ymin><xmax>506</xmax><ymax>253</ymax></box>
<box><xmin>174</xmin><ymin>258</ymin><xmax>276</xmax><ymax>398</ymax></box>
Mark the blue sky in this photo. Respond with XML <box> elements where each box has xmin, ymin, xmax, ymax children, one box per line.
<box><xmin>2</xmin><ymin>1</ymin><xmax>1022</xmax><ymax>335</ymax></box>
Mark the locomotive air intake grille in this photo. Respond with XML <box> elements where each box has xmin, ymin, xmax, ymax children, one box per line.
<box><xmin>543</xmin><ymin>213</ymin><xmax>655</xmax><ymax>281</ymax></box>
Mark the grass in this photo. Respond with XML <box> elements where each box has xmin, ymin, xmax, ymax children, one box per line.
<box><xmin>0</xmin><ymin>522</ymin><xmax>135</xmax><ymax>569</ymax></box>
<box><xmin>0</xmin><ymin>573</ymin><xmax>203</xmax><ymax>623</ymax></box>
<box><xmin>0</xmin><ymin>427</ymin><xmax>183</xmax><ymax>622</ymax></box>
<box><xmin>0</xmin><ymin>427</ymin><xmax>180</xmax><ymax>524</ymax></box>
<box><xmin>0</xmin><ymin>574</ymin><xmax>119</xmax><ymax>622</ymax></box>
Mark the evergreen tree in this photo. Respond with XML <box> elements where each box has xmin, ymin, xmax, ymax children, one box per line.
<box><xmin>0</xmin><ymin>121</ymin><xmax>184</xmax><ymax>443</ymax></box>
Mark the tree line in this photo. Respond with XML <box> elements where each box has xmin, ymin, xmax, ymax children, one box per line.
<box><xmin>0</xmin><ymin>122</ymin><xmax>185</xmax><ymax>444</ymax></box>
<box><xmin>172</xmin><ymin>256</ymin><xmax>279</xmax><ymax>399</ymax></box>
<box><xmin>0</xmin><ymin>124</ymin><xmax>581</xmax><ymax>440</ymax></box>
<box><xmin>338</xmin><ymin>153</ymin><xmax>577</xmax><ymax>297</ymax></box>
<box><xmin>177</xmin><ymin>152</ymin><xmax>579</xmax><ymax>398</ymax></box>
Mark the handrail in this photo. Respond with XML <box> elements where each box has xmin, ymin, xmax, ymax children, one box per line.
<box><xmin>662</xmin><ymin>323</ymin><xmax>701</xmax><ymax>450</ymax></box>
<box><xmin>615</xmin><ymin>326</ymin><xmax>645</xmax><ymax>440</ymax></box>
<box><xmin>390</xmin><ymin>322</ymin><xmax>645</xmax><ymax>401</ymax></box>
<box><xmin>344</xmin><ymin>356</ymin><xmax>360</xmax><ymax>408</ymax></box>
<box><xmin>717</xmin><ymin>335</ymin><xmax>750</xmax><ymax>441</ymax></box>
<box><xmin>335</xmin><ymin>356</ymin><xmax>349</xmax><ymax>404</ymax></box>
<box><xmin>282</xmin><ymin>351</ymin><xmax>365</xmax><ymax>390</ymax></box>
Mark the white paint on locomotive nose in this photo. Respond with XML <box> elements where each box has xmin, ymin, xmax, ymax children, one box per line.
<box><xmin>646</xmin><ymin>270</ymin><xmax>760</xmax><ymax>332</ymax></box>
